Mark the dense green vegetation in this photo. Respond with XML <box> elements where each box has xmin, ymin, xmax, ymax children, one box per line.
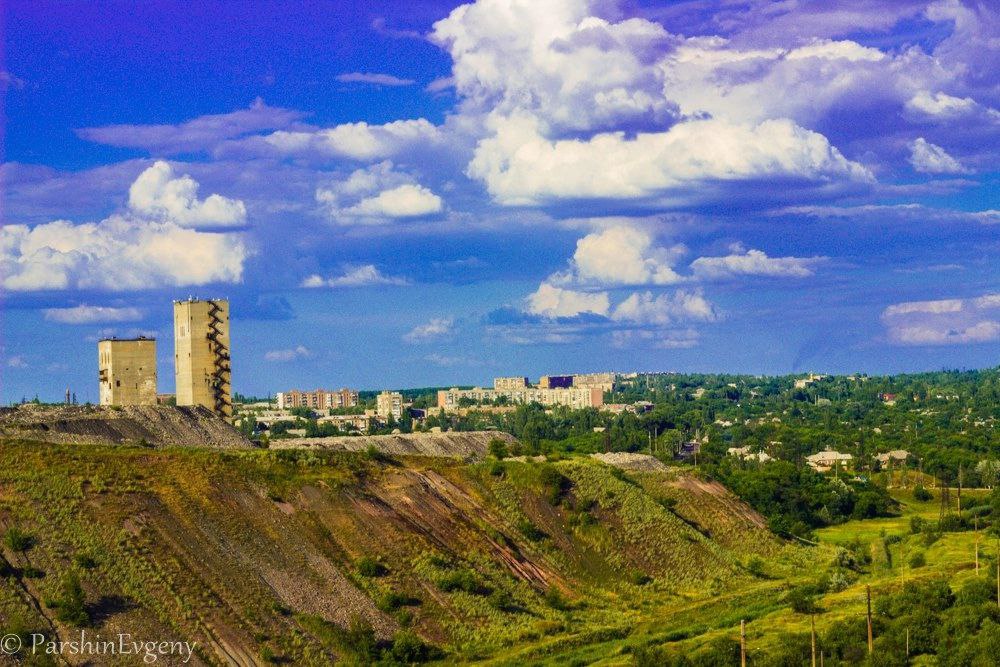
<box><xmin>711</xmin><ymin>459</ymin><xmax>898</xmax><ymax>539</ymax></box>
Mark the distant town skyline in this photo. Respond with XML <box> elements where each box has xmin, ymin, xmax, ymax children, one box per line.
<box><xmin>3</xmin><ymin>0</ymin><xmax>999</xmax><ymax>403</ymax></box>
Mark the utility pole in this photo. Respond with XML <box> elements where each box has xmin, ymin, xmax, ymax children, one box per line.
<box><xmin>866</xmin><ymin>585</ymin><xmax>874</xmax><ymax>655</ymax></box>
<box><xmin>811</xmin><ymin>614</ymin><xmax>817</xmax><ymax>667</ymax></box>
<box><xmin>906</xmin><ymin>627</ymin><xmax>909</xmax><ymax>658</ymax></box>
<box><xmin>740</xmin><ymin>619</ymin><xmax>746</xmax><ymax>667</ymax></box>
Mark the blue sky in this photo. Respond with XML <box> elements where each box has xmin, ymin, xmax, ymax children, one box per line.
<box><xmin>3</xmin><ymin>0</ymin><xmax>999</xmax><ymax>403</ymax></box>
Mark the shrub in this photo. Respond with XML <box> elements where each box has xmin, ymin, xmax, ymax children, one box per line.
<box><xmin>488</xmin><ymin>438</ymin><xmax>509</xmax><ymax>460</ymax></box>
<box><xmin>939</xmin><ymin>514</ymin><xmax>964</xmax><ymax>532</ymax></box>
<box><xmin>356</xmin><ymin>556</ymin><xmax>388</xmax><ymax>577</ymax></box>
<box><xmin>913</xmin><ymin>485</ymin><xmax>933</xmax><ymax>502</ymax></box>
<box><xmin>390</xmin><ymin>631</ymin><xmax>441</xmax><ymax>663</ymax></box>
<box><xmin>787</xmin><ymin>585</ymin><xmax>821</xmax><ymax>614</ymax></box>
<box><xmin>4</xmin><ymin>527</ymin><xmax>34</xmax><ymax>552</ymax></box>
<box><xmin>538</xmin><ymin>466</ymin><xmax>571</xmax><ymax>504</ymax></box>
<box><xmin>55</xmin><ymin>571</ymin><xmax>89</xmax><ymax>626</ymax></box>
<box><xmin>21</xmin><ymin>566</ymin><xmax>44</xmax><ymax>579</ymax></box>
<box><xmin>825</xmin><ymin>569</ymin><xmax>851</xmax><ymax>593</ymax></box>
<box><xmin>488</xmin><ymin>460</ymin><xmax>505</xmax><ymax>477</ymax></box>
<box><xmin>909</xmin><ymin>551</ymin><xmax>926</xmax><ymax>568</ymax></box>
<box><xmin>437</xmin><ymin>569</ymin><xmax>484</xmax><ymax>595</ymax></box>
<box><xmin>377</xmin><ymin>591</ymin><xmax>419</xmax><ymax>612</ymax></box>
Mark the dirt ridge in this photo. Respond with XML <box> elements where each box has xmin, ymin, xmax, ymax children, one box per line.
<box><xmin>0</xmin><ymin>404</ymin><xmax>252</xmax><ymax>449</ymax></box>
<box><xmin>270</xmin><ymin>430</ymin><xmax>516</xmax><ymax>460</ymax></box>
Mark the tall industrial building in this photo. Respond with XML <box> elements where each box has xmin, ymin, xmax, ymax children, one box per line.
<box><xmin>98</xmin><ymin>337</ymin><xmax>157</xmax><ymax>406</ymax></box>
<box><xmin>174</xmin><ymin>298</ymin><xmax>232</xmax><ymax>419</ymax></box>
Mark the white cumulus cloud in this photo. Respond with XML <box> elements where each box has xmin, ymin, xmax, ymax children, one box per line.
<box><xmin>469</xmin><ymin>115</ymin><xmax>871</xmax><ymax>206</ymax></box>
<box><xmin>432</xmin><ymin>0</ymin><xmax>896</xmax><ymax>208</ymax></box>
<box><xmin>690</xmin><ymin>245</ymin><xmax>825</xmax><ymax>279</ymax></box>
<box><xmin>525</xmin><ymin>283</ymin><xmax>610</xmax><ymax>318</ymax></box>
<box><xmin>611</xmin><ymin>289</ymin><xmax>718</xmax><ymax>326</ymax></box>
<box><xmin>260</xmin><ymin>119</ymin><xmax>441</xmax><ymax>161</ymax></box>
<box><xmin>905</xmin><ymin>91</ymin><xmax>980</xmax><ymax>118</ymax></box>
<box><xmin>1</xmin><ymin>215</ymin><xmax>248</xmax><ymax>291</ymax></box>
<box><xmin>316</xmin><ymin>162</ymin><xmax>443</xmax><ymax>224</ymax></box>
<box><xmin>909</xmin><ymin>138</ymin><xmax>969</xmax><ymax>174</ymax></box>
<box><xmin>128</xmin><ymin>160</ymin><xmax>247</xmax><ymax>228</ymax></box>
<box><xmin>551</xmin><ymin>226</ymin><xmax>684</xmax><ymax>287</ymax></box>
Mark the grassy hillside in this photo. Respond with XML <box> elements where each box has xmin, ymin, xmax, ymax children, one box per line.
<box><xmin>0</xmin><ymin>439</ymin><xmax>820</xmax><ymax>665</ymax></box>
<box><xmin>6</xmin><ymin>438</ymin><xmax>990</xmax><ymax>665</ymax></box>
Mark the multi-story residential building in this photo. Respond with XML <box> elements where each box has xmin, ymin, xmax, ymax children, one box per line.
<box><xmin>98</xmin><ymin>337</ymin><xmax>157</xmax><ymax>406</ymax></box>
<box><xmin>174</xmin><ymin>298</ymin><xmax>232</xmax><ymax>418</ymax></box>
<box><xmin>494</xmin><ymin>376</ymin><xmax>529</xmax><ymax>390</ymax></box>
<box><xmin>572</xmin><ymin>372</ymin><xmax>617</xmax><ymax>392</ymax></box>
<box><xmin>276</xmin><ymin>388</ymin><xmax>359</xmax><ymax>410</ymax></box>
<box><xmin>538</xmin><ymin>372</ymin><xmax>616</xmax><ymax>392</ymax></box>
<box><xmin>539</xmin><ymin>375</ymin><xmax>573</xmax><ymax>389</ymax></box>
<box><xmin>437</xmin><ymin>386</ymin><xmax>603</xmax><ymax>410</ymax></box>
<box><xmin>376</xmin><ymin>391</ymin><xmax>404</xmax><ymax>420</ymax></box>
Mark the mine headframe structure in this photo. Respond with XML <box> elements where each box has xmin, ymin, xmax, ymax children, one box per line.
<box><xmin>205</xmin><ymin>299</ymin><xmax>232</xmax><ymax>417</ymax></box>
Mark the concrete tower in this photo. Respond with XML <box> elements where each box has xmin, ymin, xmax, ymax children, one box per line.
<box><xmin>98</xmin><ymin>337</ymin><xmax>157</xmax><ymax>406</ymax></box>
<box><xmin>174</xmin><ymin>298</ymin><xmax>232</xmax><ymax>419</ymax></box>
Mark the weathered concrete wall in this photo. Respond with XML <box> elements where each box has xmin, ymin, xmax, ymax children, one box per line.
<box><xmin>0</xmin><ymin>404</ymin><xmax>252</xmax><ymax>448</ymax></box>
<box><xmin>98</xmin><ymin>338</ymin><xmax>157</xmax><ymax>406</ymax></box>
<box><xmin>271</xmin><ymin>430</ymin><xmax>517</xmax><ymax>460</ymax></box>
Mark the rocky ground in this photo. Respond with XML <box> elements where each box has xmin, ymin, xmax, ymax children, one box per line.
<box><xmin>270</xmin><ymin>430</ymin><xmax>517</xmax><ymax>460</ymax></box>
<box><xmin>590</xmin><ymin>451</ymin><xmax>672</xmax><ymax>472</ymax></box>
<box><xmin>0</xmin><ymin>404</ymin><xmax>252</xmax><ymax>449</ymax></box>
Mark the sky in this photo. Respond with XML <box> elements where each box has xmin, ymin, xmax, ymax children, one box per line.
<box><xmin>2</xmin><ymin>0</ymin><xmax>999</xmax><ymax>403</ymax></box>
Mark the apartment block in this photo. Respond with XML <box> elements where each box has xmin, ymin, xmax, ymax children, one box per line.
<box><xmin>437</xmin><ymin>386</ymin><xmax>604</xmax><ymax>410</ymax></box>
<box><xmin>174</xmin><ymin>298</ymin><xmax>232</xmax><ymax>419</ymax></box>
<box><xmin>572</xmin><ymin>372</ymin><xmax>617</xmax><ymax>392</ymax></box>
<box><xmin>98</xmin><ymin>337</ymin><xmax>157</xmax><ymax>406</ymax></box>
<box><xmin>493</xmin><ymin>376</ymin><xmax>529</xmax><ymax>390</ymax></box>
<box><xmin>539</xmin><ymin>375</ymin><xmax>573</xmax><ymax>389</ymax></box>
<box><xmin>376</xmin><ymin>391</ymin><xmax>404</xmax><ymax>420</ymax></box>
<box><xmin>276</xmin><ymin>388</ymin><xmax>359</xmax><ymax>410</ymax></box>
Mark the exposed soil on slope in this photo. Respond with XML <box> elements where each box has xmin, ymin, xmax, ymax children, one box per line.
<box><xmin>590</xmin><ymin>452</ymin><xmax>671</xmax><ymax>472</ymax></box>
<box><xmin>0</xmin><ymin>404</ymin><xmax>252</xmax><ymax>449</ymax></box>
<box><xmin>272</xmin><ymin>431</ymin><xmax>517</xmax><ymax>460</ymax></box>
